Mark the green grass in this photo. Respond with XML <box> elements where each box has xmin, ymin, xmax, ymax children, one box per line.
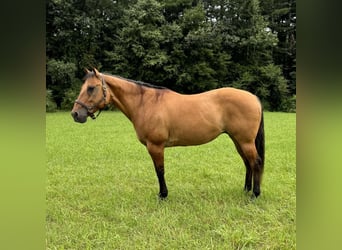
<box><xmin>46</xmin><ymin>111</ymin><xmax>296</xmax><ymax>249</ymax></box>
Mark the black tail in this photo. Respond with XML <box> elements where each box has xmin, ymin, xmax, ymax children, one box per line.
<box><xmin>255</xmin><ymin>110</ymin><xmax>265</xmax><ymax>170</ymax></box>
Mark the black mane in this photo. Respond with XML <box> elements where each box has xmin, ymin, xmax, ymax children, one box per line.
<box><xmin>84</xmin><ymin>71</ymin><xmax>167</xmax><ymax>90</ymax></box>
<box><xmin>110</xmin><ymin>74</ymin><xmax>167</xmax><ymax>90</ymax></box>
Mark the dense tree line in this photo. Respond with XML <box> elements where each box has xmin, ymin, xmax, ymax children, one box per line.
<box><xmin>46</xmin><ymin>0</ymin><xmax>296</xmax><ymax>112</ymax></box>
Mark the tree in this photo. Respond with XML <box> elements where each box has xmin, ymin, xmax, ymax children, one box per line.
<box><xmin>46</xmin><ymin>0</ymin><xmax>132</xmax><ymax>107</ymax></box>
<box><xmin>105</xmin><ymin>0</ymin><xmax>230</xmax><ymax>93</ymax></box>
<box><xmin>204</xmin><ymin>0</ymin><xmax>289</xmax><ymax>110</ymax></box>
<box><xmin>105</xmin><ymin>0</ymin><xmax>168</xmax><ymax>82</ymax></box>
<box><xmin>46</xmin><ymin>0</ymin><xmax>296</xmax><ymax>111</ymax></box>
<box><xmin>46</xmin><ymin>59</ymin><xmax>78</xmax><ymax>108</ymax></box>
<box><xmin>260</xmin><ymin>0</ymin><xmax>296</xmax><ymax>96</ymax></box>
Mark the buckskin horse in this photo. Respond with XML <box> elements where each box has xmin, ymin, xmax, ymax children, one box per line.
<box><xmin>71</xmin><ymin>68</ymin><xmax>265</xmax><ymax>199</ymax></box>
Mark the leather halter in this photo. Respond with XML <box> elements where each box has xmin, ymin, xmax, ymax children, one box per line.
<box><xmin>74</xmin><ymin>76</ymin><xmax>107</xmax><ymax>120</ymax></box>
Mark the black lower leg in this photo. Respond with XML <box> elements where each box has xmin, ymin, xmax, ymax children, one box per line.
<box><xmin>252</xmin><ymin>180</ymin><xmax>260</xmax><ymax>198</ymax></box>
<box><xmin>245</xmin><ymin>172</ymin><xmax>252</xmax><ymax>192</ymax></box>
<box><xmin>156</xmin><ymin>169</ymin><xmax>168</xmax><ymax>199</ymax></box>
<box><xmin>244</xmin><ymin>161</ymin><xmax>252</xmax><ymax>192</ymax></box>
<box><xmin>252</xmin><ymin>158</ymin><xmax>263</xmax><ymax>198</ymax></box>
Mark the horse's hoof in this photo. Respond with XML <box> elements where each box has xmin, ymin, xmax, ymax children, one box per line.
<box><xmin>244</xmin><ymin>185</ymin><xmax>252</xmax><ymax>193</ymax></box>
<box><xmin>251</xmin><ymin>191</ymin><xmax>260</xmax><ymax>199</ymax></box>
<box><xmin>159</xmin><ymin>192</ymin><xmax>168</xmax><ymax>200</ymax></box>
<box><xmin>253</xmin><ymin>190</ymin><xmax>260</xmax><ymax>198</ymax></box>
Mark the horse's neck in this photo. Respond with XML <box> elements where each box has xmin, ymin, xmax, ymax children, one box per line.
<box><xmin>104</xmin><ymin>75</ymin><xmax>141</xmax><ymax>121</ymax></box>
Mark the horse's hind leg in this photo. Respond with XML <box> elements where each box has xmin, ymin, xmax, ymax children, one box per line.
<box><xmin>252</xmin><ymin>156</ymin><xmax>263</xmax><ymax>198</ymax></box>
<box><xmin>230</xmin><ymin>138</ymin><xmax>252</xmax><ymax>192</ymax></box>
<box><xmin>232</xmin><ymin>138</ymin><xmax>263</xmax><ymax>198</ymax></box>
<box><xmin>240</xmin><ymin>142</ymin><xmax>263</xmax><ymax>198</ymax></box>
<box><xmin>243</xmin><ymin>159</ymin><xmax>253</xmax><ymax>192</ymax></box>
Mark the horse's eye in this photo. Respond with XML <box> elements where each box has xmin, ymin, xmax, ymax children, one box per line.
<box><xmin>87</xmin><ymin>86</ymin><xmax>95</xmax><ymax>95</ymax></box>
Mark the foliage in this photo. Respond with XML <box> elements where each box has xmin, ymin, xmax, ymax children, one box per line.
<box><xmin>46</xmin><ymin>111</ymin><xmax>296</xmax><ymax>249</ymax></box>
<box><xmin>46</xmin><ymin>59</ymin><xmax>77</xmax><ymax>108</ymax></box>
<box><xmin>60</xmin><ymin>79</ymin><xmax>82</xmax><ymax>110</ymax></box>
<box><xmin>46</xmin><ymin>0</ymin><xmax>296</xmax><ymax>111</ymax></box>
<box><xmin>46</xmin><ymin>89</ymin><xmax>57</xmax><ymax>112</ymax></box>
<box><xmin>281</xmin><ymin>94</ymin><xmax>296</xmax><ymax>113</ymax></box>
<box><xmin>260</xmin><ymin>0</ymin><xmax>296</xmax><ymax>96</ymax></box>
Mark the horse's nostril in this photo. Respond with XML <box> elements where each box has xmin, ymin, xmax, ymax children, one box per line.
<box><xmin>71</xmin><ymin>111</ymin><xmax>78</xmax><ymax>118</ymax></box>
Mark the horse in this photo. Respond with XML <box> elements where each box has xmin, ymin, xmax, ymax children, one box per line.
<box><xmin>71</xmin><ymin>68</ymin><xmax>265</xmax><ymax>199</ymax></box>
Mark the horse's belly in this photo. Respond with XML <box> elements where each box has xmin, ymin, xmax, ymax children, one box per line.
<box><xmin>165</xmin><ymin>126</ymin><xmax>222</xmax><ymax>147</ymax></box>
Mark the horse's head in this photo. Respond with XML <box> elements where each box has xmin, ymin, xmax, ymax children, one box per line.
<box><xmin>71</xmin><ymin>68</ymin><xmax>109</xmax><ymax>123</ymax></box>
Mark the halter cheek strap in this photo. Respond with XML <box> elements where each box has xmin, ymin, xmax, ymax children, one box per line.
<box><xmin>74</xmin><ymin>76</ymin><xmax>107</xmax><ymax>120</ymax></box>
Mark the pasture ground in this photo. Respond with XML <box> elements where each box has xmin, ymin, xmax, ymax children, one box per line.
<box><xmin>46</xmin><ymin>111</ymin><xmax>296</xmax><ymax>249</ymax></box>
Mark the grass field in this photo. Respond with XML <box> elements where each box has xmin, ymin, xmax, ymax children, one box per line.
<box><xmin>46</xmin><ymin>111</ymin><xmax>296</xmax><ymax>249</ymax></box>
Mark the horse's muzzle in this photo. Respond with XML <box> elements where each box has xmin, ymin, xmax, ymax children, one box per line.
<box><xmin>71</xmin><ymin>110</ymin><xmax>87</xmax><ymax>123</ymax></box>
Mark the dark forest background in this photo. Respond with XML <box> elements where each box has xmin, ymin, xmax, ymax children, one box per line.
<box><xmin>46</xmin><ymin>0</ymin><xmax>296</xmax><ymax>112</ymax></box>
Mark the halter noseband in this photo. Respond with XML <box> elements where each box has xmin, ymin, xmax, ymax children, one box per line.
<box><xmin>74</xmin><ymin>76</ymin><xmax>107</xmax><ymax>120</ymax></box>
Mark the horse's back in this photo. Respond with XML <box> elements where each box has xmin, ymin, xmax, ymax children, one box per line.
<box><xmin>166</xmin><ymin>87</ymin><xmax>261</xmax><ymax>122</ymax></box>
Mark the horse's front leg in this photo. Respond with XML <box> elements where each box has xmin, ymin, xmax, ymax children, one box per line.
<box><xmin>147</xmin><ymin>142</ymin><xmax>168</xmax><ymax>199</ymax></box>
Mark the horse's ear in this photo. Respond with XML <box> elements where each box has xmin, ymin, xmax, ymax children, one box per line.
<box><xmin>93</xmin><ymin>68</ymin><xmax>101</xmax><ymax>78</ymax></box>
<box><xmin>84</xmin><ymin>68</ymin><xmax>91</xmax><ymax>74</ymax></box>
